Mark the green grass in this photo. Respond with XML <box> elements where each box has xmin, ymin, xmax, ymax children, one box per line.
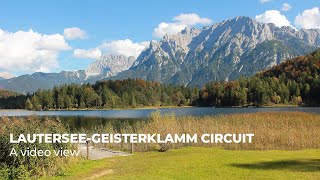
<box><xmin>50</xmin><ymin>147</ymin><xmax>320</xmax><ymax>180</ymax></box>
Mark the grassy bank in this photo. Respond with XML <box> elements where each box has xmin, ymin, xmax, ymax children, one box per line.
<box><xmin>0</xmin><ymin>116</ymin><xmax>80</xmax><ymax>179</ymax></box>
<box><xmin>90</xmin><ymin>111</ymin><xmax>320</xmax><ymax>152</ymax></box>
<box><xmin>50</xmin><ymin>147</ymin><xmax>320</xmax><ymax>180</ymax></box>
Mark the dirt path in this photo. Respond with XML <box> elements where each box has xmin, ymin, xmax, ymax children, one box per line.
<box><xmin>78</xmin><ymin>144</ymin><xmax>131</xmax><ymax>160</ymax></box>
<box><xmin>85</xmin><ymin>169</ymin><xmax>115</xmax><ymax>180</ymax></box>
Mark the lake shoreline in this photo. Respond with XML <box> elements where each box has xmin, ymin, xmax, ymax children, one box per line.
<box><xmin>0</xmin><ymin>104</ymin><xmax>317</xmax><ymax>112</ymax></box>
<box><xmin>1</xmin><ymin>106</ymin><xmax>320</xmax><ymax>121</ymax></box>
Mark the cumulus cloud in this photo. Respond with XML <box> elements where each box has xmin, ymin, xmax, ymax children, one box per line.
<box><xmin>99</xmin><ymin>39</ymin><xmax>149</xmax><ymax>58</ymax></box>
<box><xmin>255</xmin><ymin>10</ymin><xmax>292</xmax><ymax>27</ymax></box>
<box><xmin>281</xmin><ymin>3</ymin><xmax>292</xmax><ymax>11</ymax></box>
<box><xmin>153</xmin><ymin>13</ymin><xmax>212</xmax><ymax>38</ymax></box>
<box><xmin>0</xmin><ymin>29</ymin><xmax>70</xmax><ymax>73</ymax></box>
<box><xmin>295</xmin><ymin>7</ymin><xmax>320</xmax><ymax>29</ymax></box>
<box><xmin>173</xmin><ymin>13</ymin><xmax>212</xmax><ymax>26</ymax></box>
<box><xmin>63</xmin><ymin>27</ymin><xmax>87</xmax><ymax>40</ymax></box>
<box><xmin>153</xmin><ymin>22</ymin><xmax>188</xmax><ymax>38</ymax></box>
<box><xmin>260</xmin><ymin>0</ymin><xmax>272</xmax><ymax>4</ymax></box>
<box><xmin>74</xmin><ymin>39</ymin><xmax>149</xmax><ymax>59</ymax></box>
<box><xmin>36</xmin><ymin>34</ymin><xmax>71</xmax><ymax>50</ymax></box>
<box><xmin>140</xmin><ymin>41</ymin><xmax>151</xmax><ymax>47</ymax></box>
<box><xmin>74</xmin><ymin>48</ymin><xmax>102</xmax><ymax>59</ymax></box>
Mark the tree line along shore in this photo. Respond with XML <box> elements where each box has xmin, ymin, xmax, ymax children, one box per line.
<box><xmin>0</xmin><ymin>49</ymin><xmax>320</xmax><ymax>110</ymax></box>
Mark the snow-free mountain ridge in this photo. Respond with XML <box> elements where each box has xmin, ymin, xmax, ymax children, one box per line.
<box><xmin>112</xmin><ymin>16</ymin><xmax>320</xmax><ymax>86</ymax></box>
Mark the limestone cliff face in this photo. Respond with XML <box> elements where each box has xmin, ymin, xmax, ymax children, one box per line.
<box><xmin>114</xmin><ymin>16</ymin><xmax>320</xmax><ymax>86</ymax></box>
<box><xmin>86</xmin><ymin>54</ymin><xmax>135</xmax><ymax>77</ymax></box>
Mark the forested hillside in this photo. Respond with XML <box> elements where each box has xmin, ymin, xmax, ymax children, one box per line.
<box><xmin>23</xmin><ymin>79</ymin><xmax>199</xmax><ymax>110</ymax></box>
<box><xmin>0</xmin><ymin>90</ymin><xmax>25</xmax><ymax>109</ymax></box>
<box><xmin>198</xmin><ymin>50</ymin><xmax>320</xmax><ymax>106</ymax></box>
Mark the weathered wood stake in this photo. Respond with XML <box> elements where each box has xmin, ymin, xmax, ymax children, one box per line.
<box><xmin>131</xmin><ymin>143</ymin><xmax>134</xmax><ymax>154</ymax></box>
<box><xmin>86</xmin><ymin>140</ymin><xmax>89</xmax><ymax>159</ymax></box>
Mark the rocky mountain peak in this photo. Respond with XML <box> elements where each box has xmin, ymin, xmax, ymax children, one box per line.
<box><xmin>0</xmin><ymin>72</ymin><xmax>15</xmax><ymax>80</ymax></box>
<box><xmin>113</xmin><ymin>16</ymin><xmax>320</xmax><ymax>87</ymax></box>
<box><xmin>85</xmin><ymin>54</ymin><xmax>135</xmax><ymax>77</ymax></box>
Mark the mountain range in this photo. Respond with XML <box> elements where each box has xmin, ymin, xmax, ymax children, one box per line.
<box><xmin>0</xmin><ymin>55</ymin><xmax>134</xmax><ymax>94</ymax></box>
<box><xmin>1</xmin><ymin>16</ymin><xmax>320</xmax><ymax>93</ymax></box>
<box><xmin>112</xmin><ymin>16</ymin><xmax>320</xmax><ymax>86</ymax></box>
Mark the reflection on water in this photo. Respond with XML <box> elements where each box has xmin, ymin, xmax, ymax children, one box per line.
<box><xmin>1</xmin><ymin>107</ymin><xmax>320</xmax><ymax>131</ymax></box>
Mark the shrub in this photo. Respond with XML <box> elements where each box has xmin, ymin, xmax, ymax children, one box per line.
<box><xmin>0</xmin><ymin>116</ymin><xmax>80</xmax><ymax>179</ymax></box>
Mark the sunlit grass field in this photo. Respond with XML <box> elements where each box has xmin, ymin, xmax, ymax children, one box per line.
<box><xmin>50</xmin><ymin>111</ymin><xmax>320</xmax><ymax>179</ymax></box>
<box><xmin>50</xmin><ymin>147</ymin><xmax>320</xmax><ymax>180</ymax></box>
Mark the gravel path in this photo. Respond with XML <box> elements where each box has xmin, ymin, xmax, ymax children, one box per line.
<box><xmin>78</xmin><ymin>144</ymin><xmax>131</xmax><ymax>160</ymax></box>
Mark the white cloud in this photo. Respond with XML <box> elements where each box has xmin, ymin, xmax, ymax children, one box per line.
<box><xmin>255</xmin><ymin>10</ymin><xmax>292</xmax><ymax>27</ymax></box>
<box><xmin>153</xmin><ymin>22</ymin><xmax>188</xmax><ymax>38</ymax></box>
<box><xmin>0</xmin><ymin>29</ymin><xmax>70</xmax><ymax>73</ymax></box>
<box><xmin>140</xmin><ymin>41</ymin><xmax>151</xmax><ymax>47</ymax></box>
<box><xmin>63</xmin><ymin>27</ymin><xmax>87</xmax><ymax>40</ymax></box>
<box><xmin>173</xmin><ymin>13</ymin><xmax>212</xmax><ymax>26</ymax></box>
<box><xmin>153</xmin><ymin>13</ymin><xmax>212</xmax><ymax>38</ymax></box>
<box><xmin>99</xmin><ymin>39</ymin><xmax>149</xmax><ymax>58</ymax></box>
<box><xmin>260</xmin><ymin>0</ymin><xmax>272</xmax><ymax>4</ymax></box>
<box><xmin>74</xmin><ymin>39</ymin><xmax>149</xmax><ymax>59</ymax></box>
<box><xmin>36</xmin><ymin>34</ymin><xmax>71</xmax><ymax>50</ymax></box>
<box><xmin>281</xmin><ymin>3</ymin><xmax>292</xmax><ymax>11</ymax></box>
<box><xmin>74</xmin><ymin>48</ymin><xmax>102</xmax><ymax>59</ymax></box>
<box><xmin>295</xmin><ymin>7</ymin><xmax>320</xmax><ymax>29</ymax></box>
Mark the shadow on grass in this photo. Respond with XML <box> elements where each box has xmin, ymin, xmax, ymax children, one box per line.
<box><xmin>230</xmin><ymin>159</ymin><xmax>320</xmax><ymax>172</ymax></box>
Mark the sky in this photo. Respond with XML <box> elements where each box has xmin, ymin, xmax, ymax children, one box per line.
<box><xmin>0</xmin><ymin>0</ymin><xmax>319</xmax><ymax>76</ymax></box>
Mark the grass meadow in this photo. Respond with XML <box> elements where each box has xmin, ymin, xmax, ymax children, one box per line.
<box><xmin>50</xmin><ymin>147</ymin><xmax>320</xmax><ymax>180</ymax></box>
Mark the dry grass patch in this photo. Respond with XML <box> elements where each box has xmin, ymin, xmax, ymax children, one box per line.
<box><xmin>92</xmin><ymin>111</ymin><xmax>320</xmax><ymax>152</ymax></box>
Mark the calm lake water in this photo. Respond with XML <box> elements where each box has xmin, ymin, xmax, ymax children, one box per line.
<box><xmin>1</xmin><ymin>107</ymin><xmax>320</xmax><ymax>131</ymax></box>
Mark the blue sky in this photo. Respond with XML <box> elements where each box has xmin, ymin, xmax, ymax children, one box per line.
<box><xmin>0</xmin><ymin>0</ymin><xmax>319</xmax><ymax>76</ymax></box>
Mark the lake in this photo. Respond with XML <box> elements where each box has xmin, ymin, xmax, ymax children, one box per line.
<box><xmin>1</xmin><ymin>107</ymin><xmax>320</xmax><ymax>131</ymax></box>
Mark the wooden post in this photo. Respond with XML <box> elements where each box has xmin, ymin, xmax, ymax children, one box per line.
<box><xmin>86</xmin><ymin>140</ymin><xmax>89</xmax><ymax>160</ymax></box>
<box><xmin>131</xmin><ymin>143</ymin><xmax>134</xmax><ymax>154</ymax></box>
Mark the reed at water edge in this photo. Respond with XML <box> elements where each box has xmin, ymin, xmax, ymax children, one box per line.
<box><xmin>89</xmin><ymin>111</ymin><xmax>320</xmax><ymax>152</ymax></box>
